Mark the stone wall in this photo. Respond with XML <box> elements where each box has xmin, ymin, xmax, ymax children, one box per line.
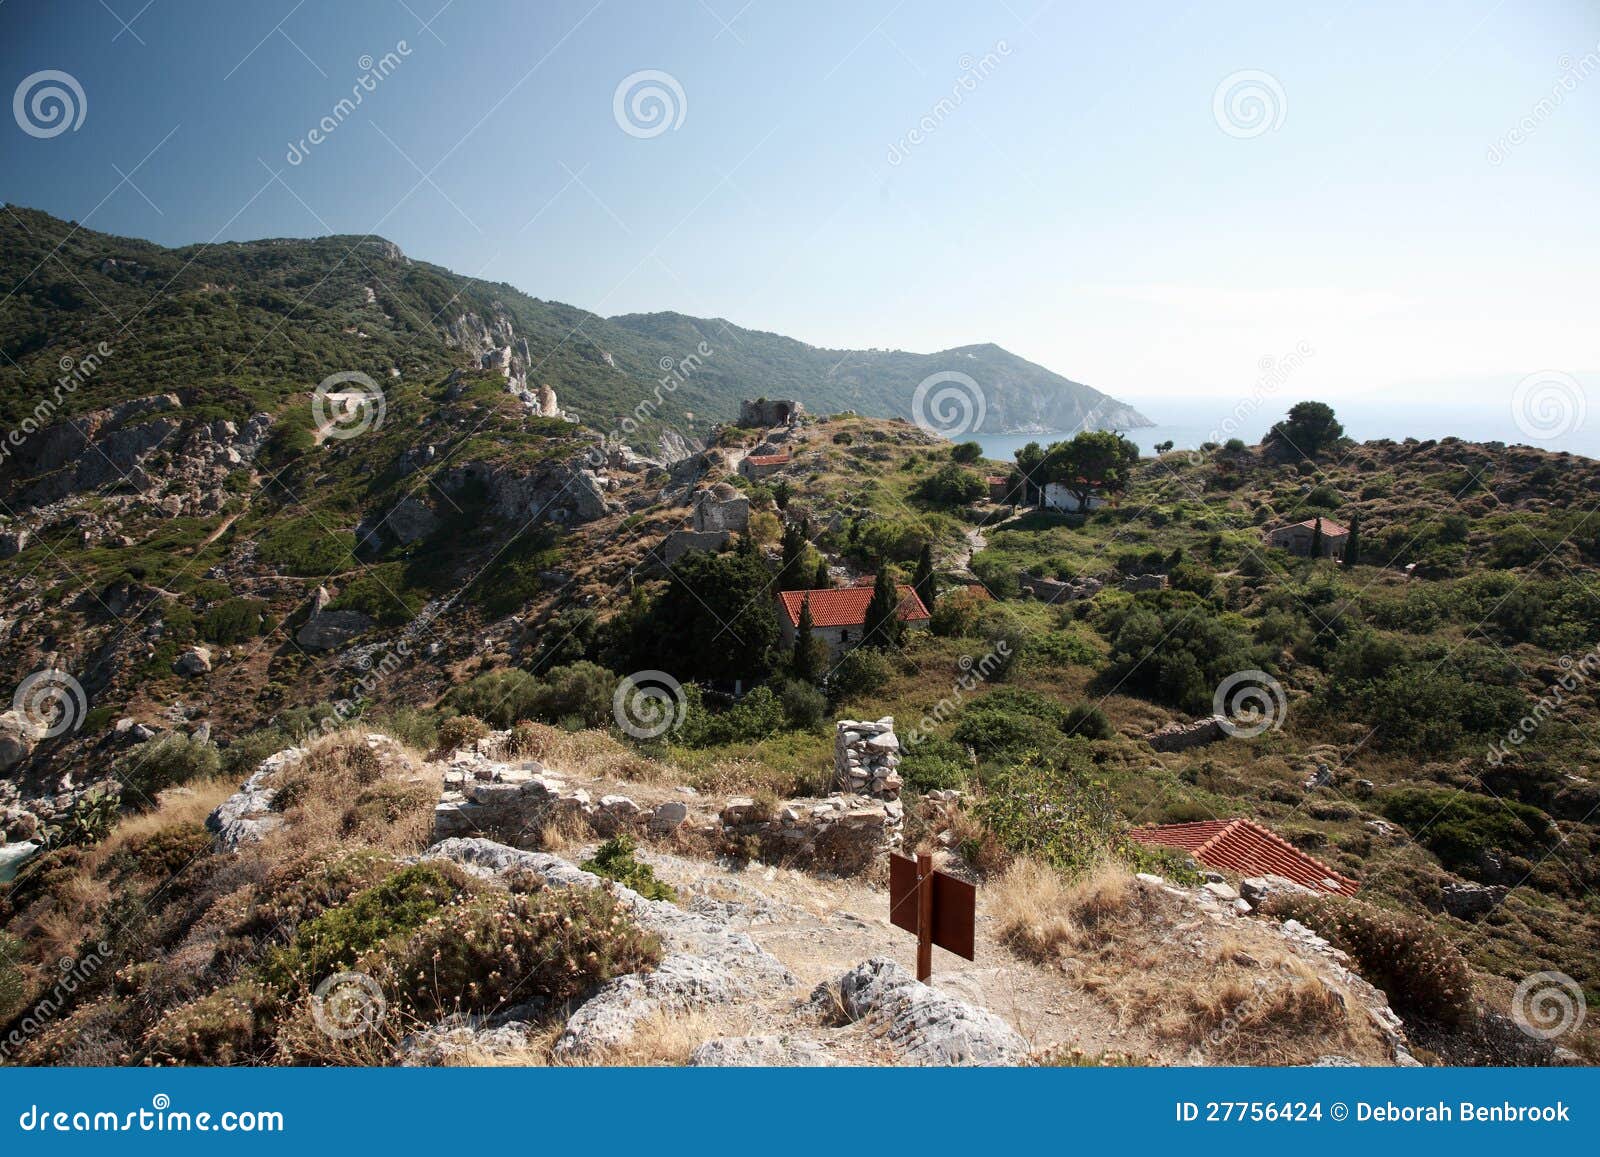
<box><xmin>1143</xmin><ymin>715</ymin><xmax>1227</xmax><ymax>752</ymax></box>
<box><xmin>833</xmin><ymin>717</ymin><xmax>902</xmax><ymax>798</ymax></box>
<box><xmin>431</xmin><ymin>731</ymin><xmax>901</xmax><ymax>873</ymax></box>
<box><xmin>1120</xmin><ymin>573</ymin><xmax>1169</xmax><ymax>593</ymax></box>
<box><xmin>692</xmin><ymin>487</ymin><xmax>750</xmax><ymax>533</ymax></box>
<box><xmin>1018</xmin><ymin>572</ymin><xmax>1103</xmax><ymax>603</ymax></box>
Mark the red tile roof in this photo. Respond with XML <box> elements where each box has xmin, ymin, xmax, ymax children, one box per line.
<box><xmin>745</xmin><ymin>452</ymin><xmax>791</xmax><ymax>467</ymax></box>
<box><xmin>1277</xmin><ymin>518</ymin><xmax>1349</xmax><ymax>536</ymax></box>
<box><xmin>1130</xmin><ymin>818</ymin><xmax>1359</xmax><ymax>895</ymax></box>
<box><xmin>777</xmin><ymin>585</ymin><xmax>931</xmax><ymax>629</ymax></box>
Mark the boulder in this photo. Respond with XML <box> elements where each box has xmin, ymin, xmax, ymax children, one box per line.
<box><xmin>0</xmin><ymin>711</ymin><xmax>39</xmax><ymax>771</ymax></box>
<box><xmin>173</xmin><ymin>646</ymin><xmax>212</xmax><ymax>676</ymax></box>
<box><xmin>1438</xmin><ymin>881</ymin><xmax>1509</xmax><ymax>920</ymax></box>
<box><xmin>296</xmin><ymin>609</ymin><xmax>374</xmax><ymax>651</ymax></box>
<box><xmin>689</xmin><ymin>1035</ymin><xmax>834</xmax><ymax>1067</ymax></box>
<box><xmin>826</xmin><ymin>958</ymin><xmax>1027</xmax><ymax>1066</ymax></box>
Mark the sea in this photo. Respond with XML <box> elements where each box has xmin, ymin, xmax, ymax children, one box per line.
<box><xmin>971</xmin><ymin>395</ymin><xmax>1600</xmax><ymax>463</ymax></box>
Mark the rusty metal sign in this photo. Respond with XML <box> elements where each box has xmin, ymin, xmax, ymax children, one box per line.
<box><xmin>888</xmin><ymin>851</ymin><xmax>976</xmax><ymax>980</ymax></box>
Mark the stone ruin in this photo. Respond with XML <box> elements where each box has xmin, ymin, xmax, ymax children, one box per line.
<box><xmin>659</xmin><ymin>482</ymin><xmax>752</xmax><ymax>564</ymax></box>
<box><xmin>1143</xmin><ymin>715</ymin><xmax>1227</xmax><ymax>752</ymax></box>
<box><xmin>1018</xmin><ymin>572</ymin><xmax>1103</xmax><ymax>603</ymax></box>
<box><xmin>834</xmin><ymin>717</ymin><xmax>902</xmax><ymax>799</ymax></box>
<box><xmin>431</xmin><ymin>730</ymin><xmax>901</xmax><ymax>873</ymax></box>
<box><xmin>738</xmin><ymin>398</ymin><xmax>803</xmax><ymax>428</ymax></box>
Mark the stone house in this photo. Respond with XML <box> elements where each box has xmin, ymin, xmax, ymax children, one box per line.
<box><xmin>739</xmin><ymin>450</ymin><xmax>792</xmax><ymax>481</ymax></box>
<box><xmin>1267</xmin><ymin>517</ymin><xmax>1348</xmax><ymax>559</ymax></box>
<box><xmin>985</xmin><ymin>475</ymin><xmax>1013</xmax><ymax>502</ymax></box>
<box><xmin>1042</xmin><ymin>481</ymin><xmax>1109</xmax><ymax>513</ymax></box>
<box><xmin>776</xmin><ymin>584</ymin><xmax>931</xmax><ymax>658</ymax></box>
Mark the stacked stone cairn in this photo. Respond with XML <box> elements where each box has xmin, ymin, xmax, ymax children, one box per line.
<box><xmin>834</xmin><ymin>717</ymin><xmax>902</xmax><ymax>799</ymax></box>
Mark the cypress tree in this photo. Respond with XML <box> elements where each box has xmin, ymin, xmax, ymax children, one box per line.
<box><xmin>779</xmin><ymin>519</ymin><xmax>807</xmax><ymax>589</ymax></box>
<box><xmin>1310</xmin><ymin>517</ymin><xmax>1324</xmax><ymax>559</ymax></box>
<box><xmin>1343</xmin><ymin>513</ymin><xmax>1360</xmax><ymax>568</ymax></box>
<box><xmin>912</xmin><ymin>542</ymin><xmax>936</xmax><ymax>614</ymax></box>
<box><xmin>862</xmin><ymin>568</ymin><xmax>904</xmax><ymax>650</ymax></box>
<box><xmin>812</xmin><ymin>557</ymin><xmax>830</xmax><ymax>590</ymax></box>
<box><xmin>792</xmin><ymin>594</ymin><xmax>819</xmax><ymax>683</ymax></box>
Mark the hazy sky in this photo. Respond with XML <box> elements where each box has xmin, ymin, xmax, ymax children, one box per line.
<box><xmin>3</xmin><ymin>0</ymin><xmax>1598</xmax><ymax>407</ymax></box>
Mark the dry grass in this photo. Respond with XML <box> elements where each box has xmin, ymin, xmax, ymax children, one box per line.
<box><xmin>536</xmin><ymin>809</ymin><xmax>593</xmax><ymax>856</ymax></box>
<box><xmin>991</xmin><ymin>858</ymin><xmax>1078</xmax><ymax>963</ymax></box>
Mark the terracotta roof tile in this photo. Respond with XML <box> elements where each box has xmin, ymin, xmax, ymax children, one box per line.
<box><xmin>1277</xmin><ymin>518</ymin><xmax>1349</xmax><ymax>536</ymax></box>
<box><xmin>1131</xmin><ymin>818</ymin><xmax>1359</xmax><ymax>895</ymax></box>
<box><xmin>745</xmin><ymin>452</ymin><xmax>791</xmax><ymax>467</ymax></box>
<box><xmin>777</xmin><ymin>585</ymin><xmax>931</xmax><ymax>629</ymax></box>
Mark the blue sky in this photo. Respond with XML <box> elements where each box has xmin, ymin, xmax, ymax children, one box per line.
<box><xmin>3</xmin><ymin>0</ymin><xmax>1598</xmax><ymax>408</ymax></box>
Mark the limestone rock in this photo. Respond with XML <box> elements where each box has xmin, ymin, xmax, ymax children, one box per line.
<box><xmin>825</xmin><ymin>957</ymin><xmax>1027</xmax><ymax>1066</ymax></box>
<box><xmin>174</xmin><ymin>646</ymin><xmax>213</xmax><ymax>676</ymax></box>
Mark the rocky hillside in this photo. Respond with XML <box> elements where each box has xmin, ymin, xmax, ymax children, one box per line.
<box><xmin>0</xmin><ymin>207</ymin><xmax>1146</xmax><ymax>443</ymax></box>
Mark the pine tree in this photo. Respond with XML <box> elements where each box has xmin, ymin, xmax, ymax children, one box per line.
<box><xmin>862</xmin><ymin>568</ymin><xmax>904</xmax><ymax>650</ymax></box>
<box><xmin>792</xmin><ymin>594</ymin><xmax>819</xmax><ymax>683</ymax></box>
<box><xmin>912</xmin><ymin>542</ymin><xmax>936</xmax><ymax>614</ymax></box>
<box><xmin>1310</xmin><ymin>517</ymin><xmax>1324</xmax><ymax>559</ymax></box>
<box><xmin>812</xmin><ymin>557</ymin><xmax>830</xmax><ymax>590</ymax></box>
<box><xmin>1343</xmin><ymin>512</ymin><xmax>1360</xmax><ymax>568</ymax></box>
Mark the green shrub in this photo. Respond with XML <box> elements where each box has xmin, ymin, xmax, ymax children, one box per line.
<box><xmin>442</xmin><ymin>669</ymin><xmax>544</xmax><ymax>729</ymax></box>
<box><xmin>900</xmin><ymin>735</ymin><xmax>971</xmax><ymax>792</ymax></box>
<box><xmin>680</xmin><ymin>685</ymin><xmax>786</xmax><ymax>747</ymax></box>
<box><xmin>264</xmin><ymin>863</ymin><xmax>474</xmax><ymax>990</ymax></box>
<box><xmin>257</xmin><ymin>518</ymin><xmax>355</xmax><ymax>576</ymax></box>
<box><xmin>0</xmin><ymin>932</ymin><xmax>24</xmax><ymax>1024</ymax></box>
<box><xmin>1380</xmin><ymin>788</ymin><xmax>1551</xmax><ymax>870</ymax></box>
<box><xmin>535</xmin><ymin>662</ymin><xmax>619</xmax><ymax>729</ymax></box>
<box><xmin>918</xmin><ymin>463</ymin><xmax>987</xmax><ymax>506</ymax></box>
<box><xmin>1061</xmin><ymin>703</ymin><xmax>1114</xmax><ymax>740</ymax></box>
<box><xmin>200</xmin><ymin>597</ymin><xmax>269</xmax><ymax>644</ymax></box>
<box><xmin>143</xmin><ymin>980</ymin><xmax>280</xmax><ymax>1066</ymax></box>
<box><xmin>375</xmin><ymin>886</ymin><xmax>661</xmax><ymax>1020</ymax></box>
<box><xmin>582</xmin><ymin>834</ymin><xmax>677</xmax><ymax>901</ymax></box>
<box><xmin>827</xmin><ymin>648</ymin><xmax>892</xmax><ymax>702</ymax></box>
<box><xmin>1263</xmin><ymin>892</ymin><xmax>1474</xmax><ymax>1024</ymax></box>
<box><xmin>974</xmin><ymin>751</ymin><xmax>1127</xmax><ymax>874</ymax></box>
<box><xmin>774</xmin><ymin>677</ymin><xmax>827</xmax><ymax>730</ymax></box>
<box><xmin>115</xmin><ymin>734</ymin><xmax>222</xmax><ymax>810</ymax></box>
<box><xmin>431</xmin><ymin>714</ymin><xmax>489</xmax><ymax>758</ymax></box>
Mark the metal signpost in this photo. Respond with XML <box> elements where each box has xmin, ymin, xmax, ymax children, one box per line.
<box><xmin>888</xmin><ymin>851</ymin><xmax>976</xmax><ymax>981</ymax></box>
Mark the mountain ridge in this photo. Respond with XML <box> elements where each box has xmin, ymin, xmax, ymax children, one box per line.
<box><xmin>0</xmin><ymin>205</ymin><xmax>1151</xmax><ymax>442</ymax></box>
